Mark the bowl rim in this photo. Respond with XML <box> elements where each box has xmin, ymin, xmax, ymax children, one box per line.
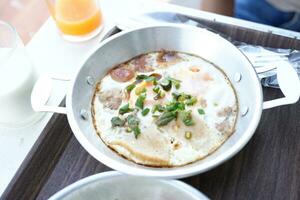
<box><xmin>49</xmin><ymin>171</ymin><xmax>209</xmax><ymax>200</ymax></box>
<box><xmin>66</xmin><ymin>24</ymin><xmax>263</xmax><ymax>178</ymax></box>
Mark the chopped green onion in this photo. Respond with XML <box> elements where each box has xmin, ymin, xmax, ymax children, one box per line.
<box><xmin>152</xmin><ymin>104</ymin><xmax>165</xmax><ymax>113</ymax></box>
<box><xmin>127</xmin><ymin>114</ymin><xmax>141</xmax><ymax>139</ymax></box>
<box><xmin>185</xmin><ymin>131</ymin><xmax>192</xmax><ymax>139</ymax></box>
<box><xmin>198</xmin><ymin>108</ymin><xmax>205</xmax><ymax>115</ymax></box>
<box><xmin>135</xmin><ymin>87</ymin><xmax>147</xmax><ymax>95</ymax></box>
<box><xmin>111</xmin><ymin>117</ymin><xmax>125</xmax><ymax>127</ymax></box>
<box><xmin>153</xmin><ymin>85</ymin><xmax>160</xmax><ymax>93</ymax></box>
<box><xmin>174</xmin><ymin>83</ymin><xmax>180</xmax><ymax>89</ymax></box>
<box><xmin>168</xmin><ymin>77</ymin><xmax>181</xmax><ymax>89</ymax></box>
<box><xmin>153</xmin><ymin>79</ymin><xmax>158</xmax><ymax>85</ymax></box>
<box><xmin>136</xmin><ymin>74</ymin><xmax>148</xmax><ymax>80</ymax></box>
<box><xmin>141</xmin><ymin>108</ymin><xmax>150</xmax><ymax>116</ymax></box>
<box><xmin>186</xmin><ymin>97</ymin><xmax>197</xmax><ymax>106</ymax></box>
<box><xmin>174</xmin><ymin>92</ymin><xmax>192</xmax><ymax>103</ymax></box>
<box><xmin>135</xmin><ymin>93</ymin><xmax>147</xmax><ymax>109</ymax></box>
<box><xmin>180</xmin><ymin>110</ymin><xmax>195</xmax><ymax>126</ymax></box>
<box><xmin>127</xmin><ymin>114</ymin><xmax>139</xmax><ymax>126</ymax></box>
<box><xmin>119</xmin><ymin>103</ymin><xmax>133</xmax><ymax>115</ymax></box>
<box><xmin>155</xmin><ymin>111</ymin><xmax>177</xmax><ymax>126</ymax></box>
<box><xmin>145</xmin><ymin>76</ymin><xmax>156</xmax><ymax>82</ymax></box>
<box><xmin>126</xmin><ymin>127</ymin><xmax>132</xmax><ymax>132</ymax></box>
<box><xmin>172</xmin><ymin>92</ymin><xmax>180</xmax><ymax>100</ymax></box>
<box><xmin>159</xmin><ymin>91</ymin><xmax>165</xmax><ymax>98</ymax></box>
<box><xmin>136</xmin><ymin>74</ymin><xmax>159</xmax><ymax>85</ymax></box>
<box><xmin>154</xmin><ymin>91</ymin><xmax>165</xmax><ymax>100</ymax></box>
<box><xmin>126</xmin><ymin>84</ymin><xmax>136</xmax><ymax>93</ymax></box>
<box><xmin>165</xmin><ymin>103</ymin><xmax>177</xmax><ymax>112</ymax></box>
<box><xmin>178</xmin><ymin>95</ymin><xmax>186</xmax><ymax>102</ymax></box>
<box><xmin>165</xmin><ymin>102</ymin><xmax>185</xmax><ymax>112</ymax></box>
<box><xmin>160</xmin><ymin>79</ymin><xmax>172</xmax><ymax>91</ymax></box>
<box><xmin>132</xmin><ymin>126</ymin><xmax>141</xmax><ymax>139</ymax></box>
<box><xmin>177</xmin><ymin>102</ymin><xmax>185</xmax><ymax>110</ymax></box>
<box><xmin>184</xmin><ymin>119</ymin><xmax>194</xmax><ymax>126</ymax></box>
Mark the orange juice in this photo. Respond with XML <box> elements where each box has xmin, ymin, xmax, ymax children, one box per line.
<box><xmin>52</xmin><ymin>0</ymin><xmax>103</xmax><ymax>36</ymax></box>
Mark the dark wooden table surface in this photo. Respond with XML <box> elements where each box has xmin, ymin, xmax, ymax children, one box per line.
<box><xmin>2</xmin><ymin>21</ymin><xmax>300</xmax><ymax>200</ymax></box>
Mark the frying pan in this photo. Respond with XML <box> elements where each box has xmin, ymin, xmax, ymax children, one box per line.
<box><xmin>31</xmin><ymin>25</ymin><xmax>300</xmax><ymax>178</ymax></box>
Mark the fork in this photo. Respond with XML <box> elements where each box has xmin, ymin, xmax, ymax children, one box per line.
<box><xmin>253</xmin><ymin>54</ymin><xmax>287</xmax><ymax>76</ymax></box>
<box><xmin>241</xmin><ymin>50</ymin><xmax>290</xmax><ymax>79</ymax></box>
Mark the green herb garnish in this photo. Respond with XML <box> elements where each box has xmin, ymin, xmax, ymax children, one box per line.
<box><xmin>186</xmin><ymin>97</ymin><xmax>197</xmax><ymax>106</ymax></box>
<box><xmin>153</xmin><ymin>85</ymin><xmax>160</xmax><ymax>93</ymax></box>
<box><xmin>180</xmin><ymin>110</ymin><xmax>195</xmax><ymax>126</ymax></box>
<box><xmin>158</xmin><ymin>77</ymin><xmax>181</xmax><ymax>91</ymax></box>
<box><xmin>141</xmin><ymin>108</ymin><xmax>150</xmax><ymax>116</ymax></box>
<box><xmin>185</xmin><ymin>131</ymin><xmax>192</xmax><ymax>139</ymax></box>
<box><xmin>165</xmin><ymin>103</ymin><xmax>177</xmax><ymax>112</ymax></box>
<box><xmin>184</xmin><ymin>119</ymin><xmax>194</xmax><ymax>126</ymax></box>
<box><xmin>135</xmin><ymin>93</ymin><xmax>147</xmax><ymax>109</ymax></box>
<box><xmin>172</xmin><ymin>92</ymin><xmax>180</xmax><ymax>100</ymax></box>
<box><xmin>177</xmin><ymin>102</ymin><xmax>185</xmax><ymax>110</ymax></box>
<box><xmin>154</xmin><ymin>91</ymin><xmax>165</xmax><ymax>100</ymax></box>
<box><xmin>136</xmin><ymin>74</ymin><xmax>157</xmax><ymax>84</ymax></box>
<box><xmin>160</xmin><ymin>79</ymin><xmax>172</xmax><ymax>91</ymax></box>
<box><xmin>119</xmin><ymin>103</ymin><xmax>133</xmax><ymax>115</ymax></box>
<box><xmin>175</xmin><ymin>93</ymin><xmax>191</xmax><ymax>102</ymax></box>
<box><xmin>145</xmin><ymin>76</ymin><xmax>156</xmax><ymax>83</ymax></box>
<box><xmin>166</xmin><ymin>102</ymin><xmax>185</xmax><ymax>112</ymax></box>
<box><xmin>155</xmin><ymin>111</ymin><xmax>177</xmax><ymax>126</ymax></box>
<box><xmin>127</xmin><ymin>114</ymin><xmax>141</xmax><ymax>138</ymax></box>
<box><xmin>125</xmin><ymin>127</ymin><xmax>132</xmax><ymax>132</ymax></box>
<box><xmin>127</xmin><ymin>114</ymin><xmax>139</xmax><ymax>126</ymax></box>
<box><xmin>168</xmin><ymin>77</ymin><xmax>181</xmax><ymax>89</ymax></box>
<box><xmin>159</xmin><ymin>91</ymin><xmax>165</xmax><ymax>98</ymax></box>
<box><xmin>132</xmin><ymin>126</ymin><xmax>141</xmax><ymax>138</ymax></box>
<box><xmin>197</xmin><ymin>108</ymin><xmax>205</xmax><ymax>115</ymax></box>
<box><xmin>111</xmin><ymin>117</ymin><xmax>125</xmax><ymax>127</ymax></box>
<box><xmin>174</xmin><ymin>82</ymin><xmax>181</xmax><ymax>89</ymax></box>
<box><xmin>178</xmin><ymin>95</ymin><xmax>186</xmax><ymax>102</ymax></box>
<box><xmin>136</xmin><ymin>74</ymin><xmax>148</xmax><ymax>80</ymax></box>
<box><xmin>135</xmin><ymin>87</ymin><xmax>147</xmax><ymax>95</ymax></box>
<box><xmin>152</xmin><ymin>104</ymin><xmax>165</xmax><ymax>113</ymax></box>
<box><xmin>126</xmin><ymin>84</ymin><xmax>136</xmax><ymax>93</ymax></box>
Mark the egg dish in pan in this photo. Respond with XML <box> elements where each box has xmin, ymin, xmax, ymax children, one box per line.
<box><xmin>92</xmin><ymin>50</ymin><xmax>238</xmax><ymax>167</ymax></box>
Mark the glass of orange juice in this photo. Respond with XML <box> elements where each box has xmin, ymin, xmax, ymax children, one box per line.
<box><xmin>46</xmin><ymin>0</ymin><xmax>103</xmax><ymax>42</ymax></box>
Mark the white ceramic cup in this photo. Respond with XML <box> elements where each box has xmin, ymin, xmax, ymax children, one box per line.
<box><xmin>0</xmin><ymin>21</ymin><xmax>41</xmax><ymax>127</ymax></box>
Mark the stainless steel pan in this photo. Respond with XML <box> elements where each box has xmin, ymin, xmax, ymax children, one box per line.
<box><xmin>31</xmin><ymin>25</ymin><xmax>300</xmax><ymax>178</ymax></box>
<box><xmin>49</xmin><ymin>171</ymin><xmax>208</xmax><ymax>200</ymax></box>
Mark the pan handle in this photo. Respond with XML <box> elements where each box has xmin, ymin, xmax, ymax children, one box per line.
<box><xmin>31</xmin><ymin>75</ymin><xmax>70</xmax><ymax>114</ymax></box>
<box><xmin>263</xmin><ymin>62</ymin><xmax>300</xmax><ymax>109</ymax></box>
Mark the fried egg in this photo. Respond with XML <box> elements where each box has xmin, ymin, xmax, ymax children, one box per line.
<box><xmin>92</xmin><ymin>51</ymin><xmax>238</xmax><ymax>167</ymax></box>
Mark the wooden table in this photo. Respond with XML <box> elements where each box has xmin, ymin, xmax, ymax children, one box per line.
<box><xmin>2</xmin><ymin>7</ymin><xmax>300</xmax><ymax>200</ymax></box>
